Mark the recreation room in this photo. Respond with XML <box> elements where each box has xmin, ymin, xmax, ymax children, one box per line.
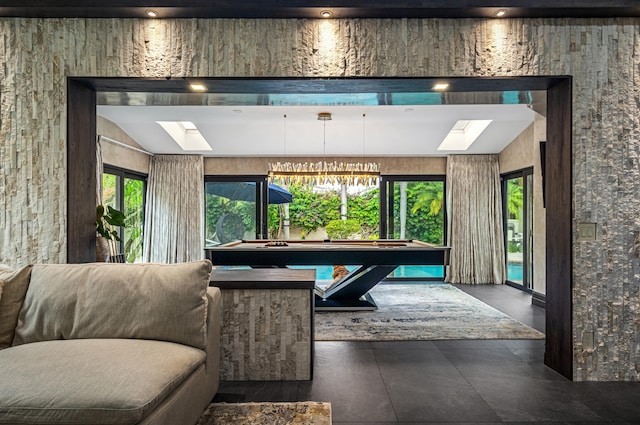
<box><xmin>5</xmin><ymin>3</ymin><xmax>640</xmax><ymax>424</ymax></box>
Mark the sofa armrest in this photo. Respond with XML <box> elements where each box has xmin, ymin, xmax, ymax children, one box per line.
<box><xmin>205</xmin><ymin>286</ymin><xmax>222</xmax><ymax>391</ymax></box>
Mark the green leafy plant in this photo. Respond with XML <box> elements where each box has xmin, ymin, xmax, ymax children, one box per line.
<box><xmin>325</xmin><ymin>219</ymin><xmax>361</xmax><ymax>239</ymax></box>
<box><xmin>96</xmin><ymin>205</ymin><xmax>126</xmax><ymax>241</ymax></box>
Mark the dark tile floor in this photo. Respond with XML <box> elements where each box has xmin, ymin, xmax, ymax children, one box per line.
<box><xmin>213</xmin><ymin>284</ymin><xmax>640</xmax><ymax>424</ymax></box>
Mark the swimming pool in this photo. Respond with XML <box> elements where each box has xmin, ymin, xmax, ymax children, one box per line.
<box><xmin>288</xmin><ymin>265</ymin><xmax>444</xmax><ymax>280</ymax></box>
<box><xmin>221</xmin><ymin>263</ymin><xmax>524</xmax><ymax>281</ymax></box>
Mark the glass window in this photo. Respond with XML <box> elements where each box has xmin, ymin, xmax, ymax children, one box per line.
<box><xmin>272</xmin><ymin>183</ymin><xmax>378</xmax><ymax>241</ymax></box>
<box><xmin>205</xmin><ymin>178</ymin><xmax>264</xmax><ymax>247</ymax></box>
<box><xmin>102</xmin><ymin>166</ymin><xmax>146</xmax><ymax>263</ymax></box>
<box><xmin>381</xmin><ymin>176</ymin><xmax>446</xmax><ymax>279</ymax></box>
<box><xmin>502</xmin><ymin>168</ymin><xmax>533</xmax><ymax>290</ymax></box>
<box><xmin>123</xmin><ymin>177</ymin><xmax>145</xmax><ymax>262</ymax></box>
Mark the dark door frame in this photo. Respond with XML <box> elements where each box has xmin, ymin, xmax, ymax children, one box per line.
<box><xmin>67</xmin><ymin>76</ymin><xmax>573</xmax><ymax>379</ymax></box>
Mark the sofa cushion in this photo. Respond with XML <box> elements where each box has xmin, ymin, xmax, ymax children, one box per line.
<box><xmin>13</xmin><ymin>260</ymin><xmax>212</xmax><ymax>350</ymax></box>
<box><xmin>0</xmin><ymin>339</ymin><xmax>205</xmax><ymax>424</ymax></box>
<box><xmin>0</xmin><ymin>265</ymin><xmax>32</xmax><ymax>349</ymax></box>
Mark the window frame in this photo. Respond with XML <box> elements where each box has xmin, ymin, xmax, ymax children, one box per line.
<box><xmin>204</xmin><ymin>175</ymin><xmax>269</xmax><ymax>243</ymax></box>
<box><xmin>501</xmin><ymin>166</ymin><xmax>534</xmax><ymax>292</ymax></box>
<box><xmin>380</xmin><ymin>174</ymin><xmax>447</xmax><ymax>281</ymax></box>
<box><xmin>102</xmin><ymin>164</ymin><xmax>148</xmax><ymax>256</ymax></box>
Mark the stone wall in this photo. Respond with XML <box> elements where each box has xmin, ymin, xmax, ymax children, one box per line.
<box><xmin>1</xmin><ymin>17</ymin><xmax>639</xmax><ymax>380</ymax></box>
<box><xmin>219</xmin><ymin>288</ymin><xmax>312</xmax><ymax>381</ymax></box>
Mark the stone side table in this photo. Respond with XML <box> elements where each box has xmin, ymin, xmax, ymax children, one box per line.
<box><xmin>210</xmin><ymin>268</ymin><xmax>315</xmax><ymax>381</ymax></box>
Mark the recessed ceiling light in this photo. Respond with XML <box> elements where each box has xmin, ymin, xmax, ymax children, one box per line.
<box><xmin>320</xmin><ymin>10</ymin><xmax>332</xmax><ymax>18</ymax></box>
<box><xmin>433</xmin><ymin>83</ymin><xmax>450</xmax><ymax>91</ymax></box>
<box><xmin>495</xmin><ymin>9</ymin><xmax>507</xmax><ymax>17</ymax></box>
<box><xmin>145</xmin><ymin>9</ymin><xmax>158</xmax><ymax>18</ymax></box>
<box><xmin>189</xmin><ymin>83</ymin><xmax>207</xmax><ymax>92</ymax></box>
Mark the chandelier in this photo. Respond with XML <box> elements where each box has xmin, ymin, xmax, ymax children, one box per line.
<box><xmin>268</xmin><ymin>112</ymin><xmax>381</xmax><ymax>186</ymax></box>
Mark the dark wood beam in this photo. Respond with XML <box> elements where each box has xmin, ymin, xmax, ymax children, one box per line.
<box><xmin>1</xmin><ymin>1</ymin><xmax>639</xmax><ymax>19</ymax></box>
<box><xmin>544</xmin><ymin>77</ymin><xmax>573</xmax><ymax>380</ymax></box>
<box><xmin>67</xmin><ymin>78</ymin><xmax>97</xmax><ymax>264</ymax></box>
<box><xmin>81</xmin><ymin>76</ymin><xmax>566</xmax><ymax>94</ymax></box>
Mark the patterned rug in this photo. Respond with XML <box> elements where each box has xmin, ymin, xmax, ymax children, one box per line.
<box><xmin>197</xmin><ymin>402</ymin><xmax>331</xmax><ymax>425</ymax></box>
<box><xmin>315</xmin><ymin>283</ymin><xmax>544</xmax><ymax>341</ymax></box>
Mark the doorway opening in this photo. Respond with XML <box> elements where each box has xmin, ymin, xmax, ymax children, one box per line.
<box><xmin>67</xmin><ymin>76</ymin><xmax>572</xmax><ymax>379</ymax></box>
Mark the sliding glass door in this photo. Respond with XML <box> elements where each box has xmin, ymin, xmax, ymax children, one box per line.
<box><xmin>502</xmin><ymin>168</ymin><xmax>533</xmax><ymax>290</ymax></box>
<box><xmin>380</xmin><ymin>175</ymin><xmax>446</xmax><ymax>279</ymax></box>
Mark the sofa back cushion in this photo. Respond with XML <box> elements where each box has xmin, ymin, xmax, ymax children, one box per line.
<box><xmin>0</xmin><ymin>265</ymin><xmax>33</xmax><ymax>349</ymax></box>
<box><xmin>13</xmin><ymin>260</ymin><xmax>212</xmax><ymax>350</ymax></box>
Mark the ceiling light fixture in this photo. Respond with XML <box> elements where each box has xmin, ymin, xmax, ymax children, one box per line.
<box><xmin>145</xmin><ymin>9</ymin><xmax>159</xmax><ymax>18</ymax></box>
<box><xmin>317</xmin><ymin>111</ymin><xmax>332</xmax><ymax>120</ymax></box>
<box><xmin>495</xmin><ymin>9</ymin><xmax>507</xmax><ymax>17</ymax></box>
<box><xmin>189</xmin><ymin>83</ymin><xmax>207</xmax><ymax>92</ymax></box>
<box><xmin>320</xmin><ymin>10</ymin><xmax>332</xmax><ymax>18</ymax></box>
<box><xmin>268</xmin><ymin>112</ymin><xmax>380</xmax><ymax>186</ymax></box>
<box><xmin>433</xmin><ymin>83</ymin><xmax>450</xmax><ymax>91</ymax></box>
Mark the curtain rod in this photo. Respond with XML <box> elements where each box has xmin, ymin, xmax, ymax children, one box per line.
<box><xmin>98</xmin><ymin>135</ymin><xmax>154</xmax><ymax>156</ymax></box>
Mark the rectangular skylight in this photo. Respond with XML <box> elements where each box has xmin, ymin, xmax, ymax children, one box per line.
<box><xmin>156</xmin><ymin>121</ymin><xmax>212</xmax><ymax>151</ymax></box>
<box><xmin>437</xmin><ymin>119</ymin><xmax>492</xmax><ymax>151</ymax></box>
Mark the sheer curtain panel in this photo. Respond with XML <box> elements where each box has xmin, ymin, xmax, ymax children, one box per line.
<box><xmin>143</xmin><ymin>155</ymin><xmax>204</xmax><ymax>263</ymax></box>
<box><xmin>446</xmin><ymin>155</ymin><xmax>506</xmax><ymax>284</ymax></box>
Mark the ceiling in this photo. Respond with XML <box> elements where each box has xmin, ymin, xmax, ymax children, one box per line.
<box><xmin>1</xmin><ymin>1</ymin><xmax>638</xmax><ymax>19</ymax></box>
<box><xmin>97</xmin><ymin>103</ymin><xmax>537</xmax><ymax>157</ymax></box>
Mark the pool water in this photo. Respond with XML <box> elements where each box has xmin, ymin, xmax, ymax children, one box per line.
<box><xmin>507</xmin><ymin>263</ymin><xmax>524</xmax><ymax>281</ymax></box>
<box><xmin>221</xmin><ymin>263</ymin><xmax>524</xmax><ymax>282</ymax></box>
<box><xmin>289</xmin><ymin>265</ymin><xmax>444</xmax><ymax>280</ymax></box>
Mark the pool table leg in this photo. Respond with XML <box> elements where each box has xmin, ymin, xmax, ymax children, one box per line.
<box><xmin>314</xmin><ymin>265</ymin><xmax>397</xmax><ymax>311</ymax></box>
<box><xmin>315</xmin><ymin>293</ymin><xmax>378</xmax><ymax>311</ymax></box>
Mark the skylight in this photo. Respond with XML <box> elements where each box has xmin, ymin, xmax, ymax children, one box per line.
<box><xmin>156</xmin><ymin>121</ymin><xmax>212</xmax><ymax>151</ymax></box>
<box><xmin>437</xmin><ymin>119</ymin><xmax>492</xmax><ymax>151</ymax></box>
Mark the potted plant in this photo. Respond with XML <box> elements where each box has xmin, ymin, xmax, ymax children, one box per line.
<box><xmin>96</xmin><ymin>205</ymin><xmax>126</xmax><ymax>262</ymax></box>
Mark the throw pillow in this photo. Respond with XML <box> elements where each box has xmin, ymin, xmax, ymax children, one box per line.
<box><xmin>14</xmin><ymin>260</ymin><xmax>212</xmax><ymax>350</ymax></box>
<box><xmin>0</xmin><ymin>265</ymin><xmax>33</xmax><ymax>349</ymax></box>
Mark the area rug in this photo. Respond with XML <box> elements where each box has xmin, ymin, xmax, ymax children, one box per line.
<box><xmin>315</xmin><ymin>283</ymin><xmax>544</xmax><ymax>341</ymax></box>
<box><xmin>197</xmin><ymin>402</ymin><xmax>331</xmax><ymax>425</ymax></box>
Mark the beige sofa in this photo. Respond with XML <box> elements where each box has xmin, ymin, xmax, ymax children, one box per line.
<box><xmin>0</xmin><ymin>260</ymin><xmax>221</xmax><ymax>425</ymax></box>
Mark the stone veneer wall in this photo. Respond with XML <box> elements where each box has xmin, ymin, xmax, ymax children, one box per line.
<box><xmin>219</xmin><ymin>288</ymin><xmax>312</xmax><ymax>381</ymax></box>
<box><xmin>0</xmin><ymin>17</ymin><xmax>639</xmax><ymax>380</ymax></box>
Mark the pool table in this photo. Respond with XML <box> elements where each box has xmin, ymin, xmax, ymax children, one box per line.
<box><xmin>205</xmin><ymin>239</ymin><xmax>450</xmax><ymax>310</ymax></box>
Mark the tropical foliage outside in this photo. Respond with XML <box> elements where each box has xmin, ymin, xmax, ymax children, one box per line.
<box><xmin>205</xmin><ymin>181</ymin><xmax>445</xmax><ymax>245</ymax></box>
<box><xmin>102</xmin><ymin>174</ymin><xmax>145</xmax><ymax>262</ymax></box>
<box><xmin>393</xmin><ymin>181</ymin><xmax>444</xmax><ymax>245</ymax></box>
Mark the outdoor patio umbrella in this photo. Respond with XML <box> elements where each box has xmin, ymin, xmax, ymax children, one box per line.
<box><xmin>206</xmin><ymin>181</ymin><xmax>293</xmax><ymax>204</ymax></box>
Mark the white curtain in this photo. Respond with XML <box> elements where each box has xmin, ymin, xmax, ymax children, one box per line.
<box><xmin>446</xmin><ymin>155</ymin><xmax>505</xmax><ymax>284</ymax></box>
<box><xmin>143</xmin><ymin>155</ymin><xmax>204</xmax><ymax>263</ymax></box>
